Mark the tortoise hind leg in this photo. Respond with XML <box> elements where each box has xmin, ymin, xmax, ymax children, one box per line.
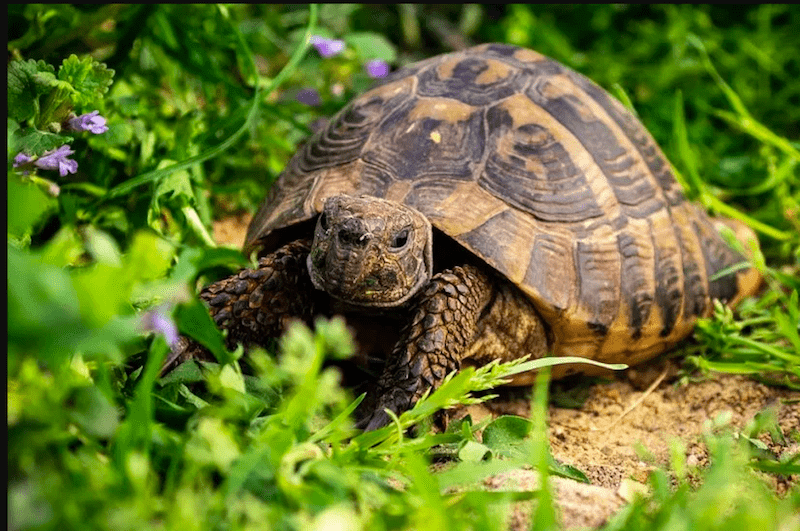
<box><xmin>161</xmin><ymin>239</ymin><xmax>316</xmax><ymax>374</ymax></box>
<box><xmin>461</xmin><ymin>280</ymin><xmax>551</xmax><ymax>383</ymax></box>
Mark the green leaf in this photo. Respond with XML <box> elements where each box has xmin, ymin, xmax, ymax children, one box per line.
<box><xmin>157</xmin><ymin>359</ymin><xmax>205</xmax><ymax>386</ymax></box>
<box><xmin>7</xmin><ymin>172</ymin><xmax>57</xmax><ymax>240</ymax></box>
<box><xmin>65</xmin><ymin>385</ymin><xmax>121</xmax><ymax>439</ymax></box>
<box><xmin>123</xmin><ymin>230</ymin><xmax>176</xmax><ymax>283</ymax></box>
<box><xmin>170</xmin><ymin>246</ymin><xmax>250</xmax><ymax>286</ymax></box>
<box><xmin>458</xmin><ymin>440</ymin><xmax>493</xmax><ymax>462</ymax></box>
<box><xmin>71</xmin><ymin>262</ymin><xmax>130</xmax><ymax>326</ymax></box>
<box><xmin>82</xmin><ymin>225</ymin><xmax>123</xmax><ymax>266</ymax></box>
<box><xmin>113</xmin><ymin>338</ymin><xmax>169</xmax><ymax>462</ymax></box>
<box><xmin>38</xmin><ymin>225</ymin><xmax>86</xmax><ymax>267</ymax></box>
<box><xmin>71</xmin><ymin>229</ymin><xmax>176</xmax><ymax>326</ymax></box>
<box><xmin>436</xmin><ymin>459</ymin><xmax>530</xmax><ymax>491</ymax></box>
<box><xmin>482</xmin><ymin>415</ymin><xmax>533</xmax><ymax>459</ymax></box>
<box><xmin>7</xmin><ymin>59</ymin><xmax>56</xmax><ymax>122</ymax></box>
<box><xmin>11</xmin><ymin>127</ymin><xmax>73</xmax><ymax>157</ymax></box>
<box><xmin>344</xmin><ymin>32</ymin><xmax>397</xmax><ymax>62</ymax></box>
<box><xmin>548</xmin><ymin>457</ymin><xmax>590</xmax><ymax>483</ymax></box>
<box><xmin>57</xmin><ymin>54</ymin><xmax>115</xmax><ymax>107</ymax></box>
<box><xmin>7</xmin><ymin>243</ymin><xmax>138</xmax><ymax>366</ymax></box>
<box><xmin>174</xmin><ymin>299</ymin><xmax>233</xmax><ymax>364</ymax></box>
<box><xmin>8</xmin><ymin>243</ymin><xmax>83</xmax><ymax>349</ymax></box>
<box><xmin>503</xmin><ymin>356</ymin><xmax>628</xmax><ymax>377</ymax></box>
<box><xmin>153</xmin><ymin>163</ymin><xmax>195</xmax><ymax>207</ymax></box>
<box><xmin>186</xmin><ymin>417</ymin><xmax>242</xmax><ymax>471</ymax></box>
<box><xmin>530</xmin><ymin>369</ymin><xmax>558</xmax><ymax>531</ymax></box>
<box><xmin>219</xmin><ymin>364</ymin><xmax>246</xmax><ymax>394</ymax></box>
<box><xmin>313</xmin><ymin>316</ymin><xmax>355</xmax><ymax>360</ymax></box>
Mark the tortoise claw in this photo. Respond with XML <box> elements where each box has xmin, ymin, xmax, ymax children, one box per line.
<box><xmin>159</xmin><ymin>336</ymin><xmax>215</xmax><ymax>377</ymax></box>
<box><xmin>356</xmin><ymin>408</ymin><xmax>393</xmax><ymax>431</ymax></box>
<box><xmin>355</xmin><ymin>382</ymin><xmax>418</xmax><ymax>431</ymax></box>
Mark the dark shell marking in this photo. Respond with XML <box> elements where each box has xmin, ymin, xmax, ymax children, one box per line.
<box><xmin>246</xmin><ymin>43</ymin><xmax>756</xmax><ymax>366</ymax></box>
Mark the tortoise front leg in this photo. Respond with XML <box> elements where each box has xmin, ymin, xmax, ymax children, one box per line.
<box><xmin>359</xmin><ymin>264</ymin><xmax>494</xmax><ymax>430</ymax></box>
<box><xmin>202</xmin><ymin>239</ymin><xmax>316</xmax><ymax>346</ymax></box>
<box><xmin>162</xmin><ymin>239</ymin><xmax>316</xmax><ymax>373</ymax></box>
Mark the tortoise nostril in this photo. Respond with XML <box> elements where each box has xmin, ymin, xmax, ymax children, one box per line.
<box><xmin>337</xmin><ymin>218</ymin><xmax>370</xmax><ymax>246</ymax></box>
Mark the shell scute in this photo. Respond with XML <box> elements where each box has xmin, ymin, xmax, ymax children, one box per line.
<box><xmin>479</xmin><ymin>103</ymin><xmax>605</xmax><ymax>223</ymax></box>
<box><xmin>363</xmin><ymin>99</ymin><xmax>484</xmax><ymax>183</ymax></box>
<box><xmin>417</xmin><ymin>55</ymin><xmax>524</xmax><ymax>106</ymax></box>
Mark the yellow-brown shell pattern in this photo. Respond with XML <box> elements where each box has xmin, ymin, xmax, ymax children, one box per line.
<box><xmin>246</xmin><ymin>43</ymin><xmax>759</xmax><ymax>365</ymax></box>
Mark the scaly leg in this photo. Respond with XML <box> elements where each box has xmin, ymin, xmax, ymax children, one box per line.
<box><xmin>162</xmin><ymin>239</ymin><xmax>315</xmax><ymax>373</ymax></box>
<box><xmin>359</xmin><ymin>264</ymin><xmax>495</xmax><ymax>430</ymax></box>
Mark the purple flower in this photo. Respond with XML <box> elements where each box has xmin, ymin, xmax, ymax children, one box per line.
<box><xmin>34</xmin><ymin>146</ymin><xmax>78</xmax><ymax>177</ymax></box>
<box><xmin>365</xmin><ymin>59</ymin><xmax>390</xmax><ymax>79</ymax></box>
<box><xmin>68</xmin><ymin>110</ymin><xmax>109</xmax><ymax>134</ymax></box>
<box><xmin>296</xmin><ymin>88</ymin><xmax>321</xmax><ymax>106</ymax></box>
<box><xmin>141</xmin><ymin>308</ymin><xmax>180</xmax><ymax>347</ymax></box>
<box><xmin>310</xmin><ymin>35</ymin><xmax>345</xmax><ymax>58</ymax></box>
<box><xmin>13</xmin><ymin>152</ymin><xmax>33</xmax><ymax>167</ymax></box>
<box><xmin>12</xmin><ymin>147</ymin><xmax>78</xmax><ymax>177</ymax></box>
<box><xmin>12</xmin><ymin>153</ymin><xmax>33</xmax><ymax>176</ymax></box>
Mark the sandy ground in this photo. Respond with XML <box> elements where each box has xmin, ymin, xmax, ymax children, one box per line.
<box><xmin>458</xmin><ymin>357</ymin><xmax>799</xmax><ymax>529</ymax></box>
<box><xmin>213</xmin><ymin>215</ymin><xmax>798</xmax><ymax>530</ymax></box>
<box><xmin>212</xmin><ymin>211</ymin><xmax>252</xmax><ymax>250</ymax></box>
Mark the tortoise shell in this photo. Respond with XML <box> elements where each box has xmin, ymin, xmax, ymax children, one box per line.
<box><xmin>246</xmin><ymin>43</ymin><xmax>757</xmax><ymax>366</ymax></box>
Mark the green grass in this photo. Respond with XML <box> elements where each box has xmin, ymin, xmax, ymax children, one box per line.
<box><xmin>8</xmin><ymin>5</ymin><xmax>800</xmax><ymax>531</ymax></box>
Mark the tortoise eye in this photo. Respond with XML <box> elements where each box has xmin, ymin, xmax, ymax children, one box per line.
<box><xmin>391</xmin><ymin>228</ymin><xmax>410</xmax><ymax>249</ymax></box>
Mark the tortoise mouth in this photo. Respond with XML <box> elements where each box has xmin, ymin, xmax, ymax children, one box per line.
<box><xmin>306</xmin><ymin>251</ymin><xmax>428</xmax><ymax>308</ymax></box>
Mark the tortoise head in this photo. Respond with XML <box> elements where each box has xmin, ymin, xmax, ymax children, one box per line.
<box><xmin>307</xmin><ymin>195</ymin><xmax>433</xmax><ymax>307</ymax></box>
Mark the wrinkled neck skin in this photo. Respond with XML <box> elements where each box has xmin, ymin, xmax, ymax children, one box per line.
<box><xmin>307</xmin><ymin>195</ymin><xmax>434</xmax><ymax>308</ymax></box>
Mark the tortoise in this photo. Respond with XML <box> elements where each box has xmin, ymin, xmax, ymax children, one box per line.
<box><xmin>184</xmin><ymin>43</ymin><xmax>761</xmax><ymax>430</ymax></box>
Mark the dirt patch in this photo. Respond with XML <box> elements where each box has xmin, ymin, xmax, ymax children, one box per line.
<box><xmin>549</xmin><ymin>360</ymin><xmax>797</xmax><ymax>487</ymax></box>
<box><xmin>461</xmin><ymin>357</ymin><xmax>799</xmax><ymax>529</ymax></box>
<box><xmin>212</xmin><ymin>212</ymin><xmax>252</xmax><ymax>249</ymax></box>
<box><xmin>483</xmin><ymin>470</ymin><xmax>628</xmax><ymax>530</ymax></box>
